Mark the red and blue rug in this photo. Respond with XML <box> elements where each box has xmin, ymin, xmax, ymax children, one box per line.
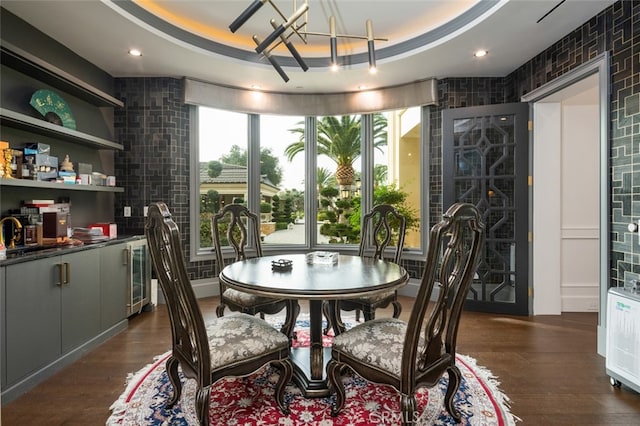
<box><xmin>108</xmin><ymin>316</ymin><xmax>518</xmax><ymax>425</ymax></box>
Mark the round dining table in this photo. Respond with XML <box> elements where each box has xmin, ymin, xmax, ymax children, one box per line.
<box><xmin>219</xmin><ymin>253</ymin><xmax>409</xmax><ymax>397</ymax></box>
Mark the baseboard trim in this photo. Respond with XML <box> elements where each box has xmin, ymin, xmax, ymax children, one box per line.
<box><xmin>561</xmin><ymin>295</ymin><xmax>600</xmax><ymax>312</ymax></box>
<box><xmin>155</xmin><ymin>278</ymin><xmax>219</xmax><ymax>305</ymax></box>
<box><xmin>398</xmin><ymin>278</ymin><xmax>420</xmax><ymax>298</ymax></box>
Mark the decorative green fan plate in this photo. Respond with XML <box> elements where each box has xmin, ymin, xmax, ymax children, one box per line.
<box><xmin>29</xmin><ymin>89</ymin><xmax>76</xmax><ymax>130</ymax></box>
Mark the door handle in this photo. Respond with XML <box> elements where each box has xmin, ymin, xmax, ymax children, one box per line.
<box><xmin>64</xmin><ymin>262</ymin><xmax>70</xmax><ymax>285</ymax></box>
<box><xmin>56</xmin><ymin>262</ymin><xmax>70</xmax><ymax>286</ymax></box>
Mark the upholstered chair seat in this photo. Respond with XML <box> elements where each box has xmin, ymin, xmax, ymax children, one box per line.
<box><xmin>331</xmin><ymin>318</ymin><xmax>427</xmax><ymax>378</ymax></box>
<box><xmin>348</xmin><ymin>289</ymin><xmax>397</xmax><ymax>305</ymax></box>
<box><xmin>222</xmin><ymin>288</ymin><xmax>281</xmax><ymax>307</ymax></box>
<box><xmin>206</xmin><ymin>314</ymin><xmax>290</xmax><ymax>370</ymax></box>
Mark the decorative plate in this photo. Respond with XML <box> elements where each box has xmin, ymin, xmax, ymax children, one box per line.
<box><xmin>29</xmin><ymin>89</ymin><xmax>76</xmax><ymax>130</ymax></box>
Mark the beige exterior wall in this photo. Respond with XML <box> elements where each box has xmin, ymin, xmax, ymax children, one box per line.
<box><xmin>387</xmin><ymin>108</ymin><xmax>421</xmax><ymax>248</ymax></box>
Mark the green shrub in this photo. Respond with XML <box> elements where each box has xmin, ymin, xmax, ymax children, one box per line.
<box><xmin>260</xmin><ymin>202</ymin><xmax>272</xmax><ymax>213</ymax></box>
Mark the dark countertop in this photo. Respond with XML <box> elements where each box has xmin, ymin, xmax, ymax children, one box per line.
<box><xmin>0</xmin><ymin>235</ymin><xmax>145</xmax><ymax>266</ymax></box>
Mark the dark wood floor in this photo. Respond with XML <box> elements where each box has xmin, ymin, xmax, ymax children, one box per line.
<box><xmin>2</xmin><ymin>295</ymin><xmax>639</xmax><ymax>425</ymax></box>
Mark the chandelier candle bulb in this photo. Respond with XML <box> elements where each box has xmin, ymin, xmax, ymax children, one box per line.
<box><xmin>330</xmin><ymin>16</ymin><xmax>338</xmax><ymax>70</ymax></box>
<box><xmin>367</xmin><ymin>19</ymin><xmax>376</xmax><ymax>73</ymax></box>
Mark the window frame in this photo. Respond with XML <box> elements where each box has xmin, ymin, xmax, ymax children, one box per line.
<box><xmin>189</xmin><ymin>105</ymin><xmax>430</xmax><ymax>262</ymax></box>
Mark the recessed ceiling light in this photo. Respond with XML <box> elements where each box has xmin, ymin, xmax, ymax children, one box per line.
<box><xmin>474</xmin><ymin>50</ymin><xmax>488</xmax><ymax>58</ymax></box>
<box><xmin>128</xmin><ymin>49</ymin><xmax>142</xmax><ymax>57</ymax></box>
<box><xmin>250</xmin><ymin>84</ymin><xmax>262</xmax><ymax>90</ymax></box>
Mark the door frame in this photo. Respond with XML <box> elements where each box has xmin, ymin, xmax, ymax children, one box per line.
<box><xmin>521</xmin><ymin>52</ymin><xmax>610</xmax><ymax>356</ymax></box>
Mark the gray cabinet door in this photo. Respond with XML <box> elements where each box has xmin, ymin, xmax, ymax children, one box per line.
<box><xmin>5</xmin><ymin>257</ymin><xmax>62</xmax><ymax>385</ymax></box>
<box><xmin>60</xmin><ymin>250</ymin><xmax>101</xmax><ymax>353</ymax></box>
<box><xmin>1</xmin><ymin>266</ymin><xmax>5</xmax><ymax>389</ymax></box>
<box><xmin>100</xmin><ymin>243</ymin><xmax>128</xmax><ymax>329</ymax></box>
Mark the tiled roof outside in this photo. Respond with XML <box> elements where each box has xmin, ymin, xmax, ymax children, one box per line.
<box><xmin>199</xmin><ymin>162</ymin><xmax>279</xmax><ymax>190</ymax></box>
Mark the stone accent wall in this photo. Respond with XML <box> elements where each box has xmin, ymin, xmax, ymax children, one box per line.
<box><xmin>113</xmin><ymin>77</ymin><xmax>215</xmax><ymax>280</ymax></box>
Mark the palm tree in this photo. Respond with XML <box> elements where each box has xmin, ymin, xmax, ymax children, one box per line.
<box><xmin>317</xmin><ymin>167</ymin><xmax>336</xmax><ymax>191</ymax></box>
<box><xmin>286</xmin><ymin>114</ymin><xmax>387</xmax><ymax>187</ymax></box>
<box><xmin>373</xmin><ymin>164</ymin><xmax>388</xmax><ymax>188</ymax></box>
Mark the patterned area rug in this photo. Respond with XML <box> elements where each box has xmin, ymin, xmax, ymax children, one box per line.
<box><xmin>108</xmin><ymin>316</ymin><xmax>517</xmax><ymax>425</ymax></box>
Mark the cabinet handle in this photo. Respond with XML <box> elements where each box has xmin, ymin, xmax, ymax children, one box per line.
<box><xmin>65</xmin><ymin>262</ymin><xmax>71</xmax><ymax>285</ymax></box>
<box><xmin>123</xmin><ymin>248</ymin><xmax>129</xmax><ymax>265</ymax></box>
<box><xmin>57</xmin><ymin>263</ymin><xmax>64</xmax><ymax>286</ymax></box>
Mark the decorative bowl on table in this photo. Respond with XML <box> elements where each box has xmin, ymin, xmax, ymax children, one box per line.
<box><xmin>271</xmin><ymin>259</ymin><xmax>293</xmax><ymax>271</ymax></box>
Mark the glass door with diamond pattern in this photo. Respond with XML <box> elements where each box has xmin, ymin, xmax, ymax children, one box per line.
<box><xmin>443</xmin><ymin>103</ymin><xmax>529</xmax><ymax>315</ymax></box>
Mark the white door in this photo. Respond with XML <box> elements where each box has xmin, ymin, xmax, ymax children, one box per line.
<box><xmin>532</xmin><ymin>74</ymin><xmax>600</xmax><ymax>314</ymax></box>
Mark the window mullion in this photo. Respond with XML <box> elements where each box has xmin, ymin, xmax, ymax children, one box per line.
<box><xmin>306</xmin><ymin>116</ymin><xmax>318</xmax><ymax>248</ymax></box>
<box><xmin>247</xmin><ymin>114</ymin><xmax>260</xmax><ymax>213</ymax></box>
<box><xmin>361</xmin><ymin>114</ymin><xmax>374</xmax><ymax>216</ymax></box>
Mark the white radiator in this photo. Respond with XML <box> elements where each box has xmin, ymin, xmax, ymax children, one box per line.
<box><xmin>606</xmin><ymin>287</ymin><xmax>640</xmax><ymax>393</ymax></box>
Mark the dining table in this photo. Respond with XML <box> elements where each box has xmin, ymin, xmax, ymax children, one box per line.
<box><xmin>219</xmin><ymin>253</ymin><xmax>409</xmax><ymax>397</ymax></box>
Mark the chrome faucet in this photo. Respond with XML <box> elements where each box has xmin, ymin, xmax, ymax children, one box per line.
<box><xmin>0</xmin><ymin>216</ymin><xmax>23</xmax><ymax>249</ymax></box>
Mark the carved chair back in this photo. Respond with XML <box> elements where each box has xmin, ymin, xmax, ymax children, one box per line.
<box><xmin>358</xmin><ymin>204</ymin><xmax>407</xmax><ymax>263</ymax></box>
<box><xmin>212</xmin><ymin>203</ymin><xmax>263</xmax><ymax>268</ymax></box>
<box><xmin>402</xmin><ymin>202</ymin><xmax>485</xmax><ymax>395</ymax></box>
<box><xmin>145</xmin><ymin>202</ymin><xmax>211</xmax><ymax>389</ymax></box>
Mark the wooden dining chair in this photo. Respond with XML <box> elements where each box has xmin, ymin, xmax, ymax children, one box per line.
<box><xmin>145</xmin><ymin>202</ymin><xmax>293</xmax><ymax>426</ymax></box>
<box><xmin>212</xmin><ymin>203</ymin><xmax>299</xmax><ymax>340</ymax></box>
<box><xmin>326</xmin><ymin>202</ymin><xmax>485</xmax><ymax>425</ymax></box>
<box><xmin>324</xmin><ymin>204</ymin><xmax>407</xmax><ymax>335</ymax></box>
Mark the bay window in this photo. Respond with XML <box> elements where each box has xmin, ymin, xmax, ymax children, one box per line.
<box><xmin>191</xmin><ymin>105</ymin><xmax>426</xmax><ymax>259</ymax></box>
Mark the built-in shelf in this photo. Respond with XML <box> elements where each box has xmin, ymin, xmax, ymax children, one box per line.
<box><xmin>0</xmin><ymin>108</ymin><xmax>123</xmax><ymax>150</ymax></box>
<box><xmin>0</xmin><ymin>178</ymin><xmax>123</xmax><ymax>193</ymax></box>
<box><xmin>0</xmin><ymin>41</ymin><xmax>124</xmax><ymax>108</ymax></box>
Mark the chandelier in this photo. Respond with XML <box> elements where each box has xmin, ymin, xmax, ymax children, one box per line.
<box><xmin>229</xmin><ymin>0</ymin><xmax>386</xmax><ymax>82</ymax></box>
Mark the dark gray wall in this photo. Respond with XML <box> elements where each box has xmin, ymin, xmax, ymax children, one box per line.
<box><xmin>111</xmin><ymin>1</ymin><xmax>638</xmax><ymax>286</ymax></box>
<box><xmin>113</xmin><ymin>78</ymin><xmax>216</xmax><ymax>281</ymax></box>
<box><xmin>0</xmin><ymin>8</ymin><xmax>115</xmax><ymax>98</ymax></box>
<box><xmin>429</xmin><ymin>1</ymin><xmax>638</xmax><ymax>289</ymax></box>
<box><xmin>0</xmin><ymin>8</ymin><xmax>118</xmax><ymax>227</ymax></box>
